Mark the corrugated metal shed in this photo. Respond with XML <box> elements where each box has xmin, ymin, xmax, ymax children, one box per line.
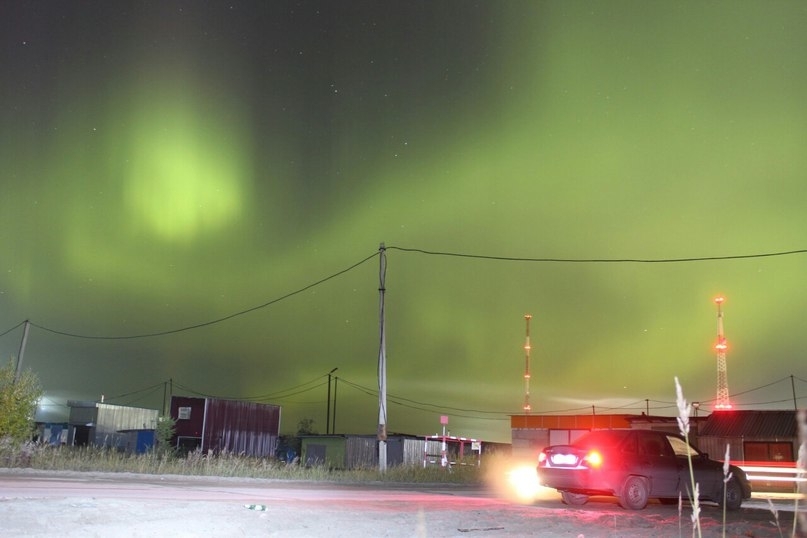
<box><xmin>300</xmin><ymin>434</ymin><xmax>423</xmax><ymax>469</ymax></box>
<box><xmin>67</xmin><ymin>401</ymin><xmax>158</xmax><ymax>452</ymax></box>
<box><xmin>699</xmin><ymin>410</ymin><xmax>797</xmax><ymax>438</ymax></box>
<box><xmin>171</xmin><ymin>396</ymin><xmax>281</xmax><ymax>458</ymax></box>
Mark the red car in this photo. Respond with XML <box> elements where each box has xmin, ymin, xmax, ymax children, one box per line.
<box><xmin>537</xmin><ymin>429</ymin><xmax>751</xmax><ymax>510</ymax></box>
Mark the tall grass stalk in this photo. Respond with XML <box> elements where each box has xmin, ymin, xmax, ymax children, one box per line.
<box><xmin>795</xmin><ymin>409</ymin><xmax>806</xmax><ymax>537</ymax></box>
<box><xmin>721</xmin><ymin>443</ymin><xmax>731</xmax><ymax>538</ymax></box>
<box><xmin>675</xmin><ymin>376</ymin><xmax>701</xmax><ymax>538</ymax></box>
<box><xmin>767</xmin><ymin>499</ymin><xmax>783</xmax><ymax>538</ymax></box>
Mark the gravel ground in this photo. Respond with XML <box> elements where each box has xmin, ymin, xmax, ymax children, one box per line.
<box><xmin>0</xmin><ymin>469</ymin><xmax>803</xmax><ymax>537</ymax></box>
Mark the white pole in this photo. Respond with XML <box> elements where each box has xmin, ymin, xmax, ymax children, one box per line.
<box><xmin>377</xmin><ymin>243</ymin><xmax>388</xmax><ymax>471</ymax></box>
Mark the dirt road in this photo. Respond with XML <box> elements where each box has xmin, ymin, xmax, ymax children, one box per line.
<box><xmin>0</xmin><ymin>469</ymin><xmax>800</xmax><ymax>537</ymax></box>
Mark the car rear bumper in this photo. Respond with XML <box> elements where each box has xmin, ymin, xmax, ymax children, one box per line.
<box><xmin>537</xmin><ymin>467</ymin><xmax>618</xmax><ymax>495</ymax></box>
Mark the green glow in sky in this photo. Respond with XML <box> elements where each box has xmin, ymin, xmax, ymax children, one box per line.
<box><xmin>2</xmin><ymin>2</ymin><xmax>806</xmax><ymax>442</ymax></box>
<box><xmin>122</xmin><ymin>96</ymin><xmax>248</xmax><ymax>242</ymax></box>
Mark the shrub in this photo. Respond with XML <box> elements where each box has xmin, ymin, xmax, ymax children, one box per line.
<box><xmin>0</xmin><ymin>359</ymin><xmax>43</xmax><ymax>445</ymax></box>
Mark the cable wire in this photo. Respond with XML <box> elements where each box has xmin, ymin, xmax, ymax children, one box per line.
<box><xmin>0</xmin><ymin>320</ymin><xmax>25</xmax><ymax>339</ymax></box>
<box><xmin>26</xmin><ymin>251</ymin><xmax>378</xmax><ymax>340</ymax></box>
<box><xmin>387</xmin><ymin>246</ymin><xmax>807</xmax><ymax>263</ymax></box>
<box><xmin>8</xmin><ymin>245</ymin><xmax>806</xmax><ymax>341</ymax></box>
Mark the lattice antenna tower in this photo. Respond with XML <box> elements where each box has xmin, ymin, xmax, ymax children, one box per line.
<box><xmin>713</xmin><ymin>296</ymin><xmax>732</xmax><ymax>410</ymax></box>
<box><xmin>523</xmin><ymin>314</ymin><xmax>532</xmax><ymax>414</ymax></box>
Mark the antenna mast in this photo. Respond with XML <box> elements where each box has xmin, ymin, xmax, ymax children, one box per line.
<box><xmin>523</xmin><ymin>314</ymin><xmax>532</xmax><ymax>414</ymax></box>
<box><xmin>713</xmin><ymin>296</ymin><xmax>732</xmax><ymax>410</ymax></box>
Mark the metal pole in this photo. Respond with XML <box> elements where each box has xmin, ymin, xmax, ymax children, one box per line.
<box><xmin>14</xmin><ymin>320</ymin><xmax>31</xmax><ymax>384</ymax></box>
<box><xmin>333</xmin><ymin>376</ymin><xmax>338</xmax><ymax>434</ymax></box>
<box><xmin>377</xmin><ymin>243</ymin><xmax>388</xmax><ymax>471</ymax></box>
<box><xmin>523</xmin><ymin>314</ymin><xmax>532</xmax><ymax>414</ymax></box>
<box><xmin>792</xmin><ymin>375</ymin><xmax>798</xmax><ymax>411</ymax></box>
<box><xmin>326</xmin><ymin>367</ymin><xmax>337</xmax><ymax>434</ymax></box>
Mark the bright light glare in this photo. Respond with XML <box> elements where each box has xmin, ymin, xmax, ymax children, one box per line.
<box><xmin>484</xmin><ymin>457</ymin><xmax>561</xmax><ymax>505</ymax></box>
<box><xmin>551</xmin><ymin>453</ymin><xmax>577</xmax><ymax>465</ymax></box>
<box><xmin>585</xmin><ymin>451</ymin><xmax>603</xmax><ymax>468</ymax></box>
<box><xmin>506</xmin><ymin>465</ymin><xmax>542</xmax><ymax>502</ymax></box>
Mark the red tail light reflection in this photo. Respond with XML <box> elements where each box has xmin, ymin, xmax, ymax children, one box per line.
<box><xmin>583</xmin><ymin>451</ymin><xmax>603</xmax><ymax>468</ymax></box>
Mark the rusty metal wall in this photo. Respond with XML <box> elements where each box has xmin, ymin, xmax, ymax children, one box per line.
<box><xmin>171</xmin><ymin>396</ymin><xmax>206</xmax><ymax>448</ymax></box>
<box><xmin>201</xmin><ymin>398</ymin><xmax>281</xmax><ymax>458</ymax></box>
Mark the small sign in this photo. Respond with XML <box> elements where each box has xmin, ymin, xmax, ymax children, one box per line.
<box><xmin>440</xmin><ymin>415</ymin><xmax>448</xmax><ymax>425</ymax></box>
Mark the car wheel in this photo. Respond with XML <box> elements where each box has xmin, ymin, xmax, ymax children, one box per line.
<box><xmin>720</xmin><ymin>477</ymin><xmax>743</xmax><ymax>511</ymax></box>
<box><xmin>619</xmin><ymin>476</ymin><xmax>650</xmax><ymax>510</ymax></box>
<box><xmin>561</xmin><ymin>491</ymin><xmax>589</xmax><ymax>506</ymax></box>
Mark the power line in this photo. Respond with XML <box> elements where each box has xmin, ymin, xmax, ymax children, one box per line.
<box><xmin>725</xmin><ymin>376</ymin><xmax>793</xmax><ymax>397</ymax></box>
<box><xmin>23</xmin><ymin>251</ymin><xmax>379</xmax><ymax>340</ymax></box>
<box><xmin>387</xmin><ymin>246</ymin><xmax>807</xmax><ymax>263</ymax></box>
<box><xmin>3</xmin><ymin>245</ymin><xmax>805</xmax><ymax>342</ymax></box>
<box><xmin>107</xmin><ymin>383</ymin><xmax>164</xmax><ymax>407</ymax></box>
<box><xmin>105</xmin><ymin>381</ymin><xmax>166</xmax><ymax>401</ymax></box>
<box><xmin>0</xmin><ymin>320</ymin><xmax>25</xmax><ymax>339</ymax></box>
<box><xmin>234</xmin><ymin>374</ymin><xmax>331</xmax><ymax>401</ymax></box>
<box><xmin>169</xmin><ymin>378</ymin><xmax>329</xmax><ymax>403</ymax></box>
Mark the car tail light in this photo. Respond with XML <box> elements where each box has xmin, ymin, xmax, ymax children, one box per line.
<box><xmin>583</xmin><ymin>451</ymin><xmax>603</xmax><ymax>468</ymax></box>
<box><xmin>538</xmin><ymin>452</ymin><xmax>547</xmax><ymax>464</ymax></box>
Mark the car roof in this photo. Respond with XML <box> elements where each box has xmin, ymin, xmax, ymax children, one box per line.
<box><xmin>572</xmin><ymin>429</ymin><xmax>683</xmax><ymax>447</ymax></box>
<box><xmin>573</xmin><ymin>429</ymin><xmax>633</xmax><ymax>447</ymax></box>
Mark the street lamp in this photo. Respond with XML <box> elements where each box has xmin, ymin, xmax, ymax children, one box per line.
<box><xmin>327</xmin><ymin>368</ymin><xmax>338</xmax><ymax>434</ymax></box>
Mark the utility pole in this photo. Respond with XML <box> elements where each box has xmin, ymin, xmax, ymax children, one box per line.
<box><xmin>14</xmin><ymin>320</ymin><xmax>31</xmax><ymax>384</ymax></box>
<box><xmin>163</xmin><ymin>378</ymin><xmax>173</xmax><ymax>416</ymax></box>
<box><xmin>332</xmin><ymin>375</ymin><xmax>338</xmax><ymax>434</ymax></box>
<box><xmin>377</xmin><ymin>243</ymin><xmax>388</xmax><ymax>471</ymax></box>
<box><xmin>792</xmin><ymin>375</ymin><xmax>798</xmax><ymax>411</ymax></box>
<box><xmin>326</xmin><ymin>367</ymin><xmax>338</xmax><ymax>434</ymax></box>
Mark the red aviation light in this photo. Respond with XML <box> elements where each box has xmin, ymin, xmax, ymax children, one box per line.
<box><xmin>583</xmin><ymin>451</ymin><xmax>603</xmax><ymax>468</ymax></box>
<box><xmin>714</xmin><ymin>296</ymin><xmax>725</xmax><ymax>304</ymax></box>
<box><xmin>715</xmin><ymin>338</ymin><xmax>728</xmax><ymax>351</ymax></box>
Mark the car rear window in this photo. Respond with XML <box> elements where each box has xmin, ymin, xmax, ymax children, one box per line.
<box><xmin>667</xmin><ymin>435</ymin><xmax>700</xmax><ymax>457</ymax></box>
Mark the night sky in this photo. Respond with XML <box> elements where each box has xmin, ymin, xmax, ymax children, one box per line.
<box><xmin>2</xmin><ymin>2</ymin><xmax>806</xmax><ymax>443</ymax></box>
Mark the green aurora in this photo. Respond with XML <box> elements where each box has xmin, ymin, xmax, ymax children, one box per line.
<box><xmin>2</xmin><ymin>2</ymin><xmax>806</xmax><ymax>442</ymax></box>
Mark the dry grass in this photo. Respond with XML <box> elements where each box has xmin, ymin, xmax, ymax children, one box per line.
<box><xmin>676</xmin><ymin>377</ymin><xmax>806</xmax><ymax>538</ymax></box>
<box><xmin>1</xmin><ymin>441</ymin><xmax>483</xmax><ymax>485</ymax></box>
<box><xmin>675</xmin><ymin>376</ymin><xmax>702</xmax><ymax>538</ymax></box>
